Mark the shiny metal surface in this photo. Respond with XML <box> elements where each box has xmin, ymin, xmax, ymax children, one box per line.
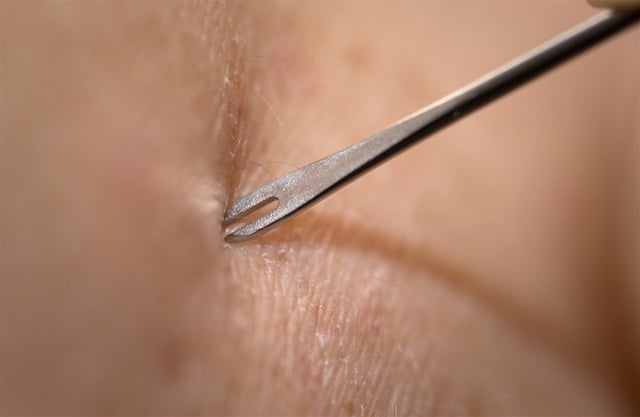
<box><xmin>223</xmin><ymin>10</ymin><xmax>640</xmax><ymax>243</ymax></box>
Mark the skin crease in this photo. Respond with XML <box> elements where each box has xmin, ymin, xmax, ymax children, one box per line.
<box><xmin>1</xmin><ymin>1</ymin><xmax>639</xmax><ymax>416</ymax></box>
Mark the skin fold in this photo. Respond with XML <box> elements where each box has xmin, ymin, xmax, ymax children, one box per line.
<box><xmin>1</xmin><ymin>1</ymin><xmax>638</xmax><ymax>415</ymax></box>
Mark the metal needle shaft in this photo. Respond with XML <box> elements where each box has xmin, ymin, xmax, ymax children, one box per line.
<box><xmin>223</xmin><ymin>10</ymin><xmax>640</xmax><ymax>243</ymax></box>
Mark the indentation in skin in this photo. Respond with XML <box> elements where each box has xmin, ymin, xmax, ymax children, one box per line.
<box><xmin>5</xmin><ymin>0</ymin><xmax>637</xmax><ymax>415</ymax></box>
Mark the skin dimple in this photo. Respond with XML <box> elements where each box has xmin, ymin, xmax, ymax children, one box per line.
<box><xmin>2</xmin><ymin>1</ymin><xmax>639</xmax><ymax>415</ymax></box>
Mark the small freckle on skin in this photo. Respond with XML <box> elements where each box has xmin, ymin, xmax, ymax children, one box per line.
<box><xmin>344</xmin><ymin>402</ymin><xmax>355</xmax><ymax>414</ymax></box>
<box><xmin>344</xmin><ymin>42</ymin><xmax>372</xmax><ymax>71</ymax></box>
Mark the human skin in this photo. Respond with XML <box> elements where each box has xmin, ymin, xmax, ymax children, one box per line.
<box><xmin>590</xmin><ymin>0</ymin><xmax>640</xmax><ymax>9</ymax></box>
<box><xmin>1</xmin><ymin>1</ymin><xmax>639</xmax><ymax>415</ymax></box>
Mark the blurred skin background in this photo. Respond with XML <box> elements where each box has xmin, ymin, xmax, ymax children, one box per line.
<box><xmin>1</xmin><ymin>0</ymin><xmax>639</xmax><ymax>415</ymax></box>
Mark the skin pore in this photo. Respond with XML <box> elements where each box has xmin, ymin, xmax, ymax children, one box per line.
<box><xmin>2</xmin><ymin>1</ymin><xmax>639</xmax><ymax>415</ymax></box>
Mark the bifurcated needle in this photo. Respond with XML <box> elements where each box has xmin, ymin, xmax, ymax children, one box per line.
<box><xmin>223</xmin><ymin>10</ymin><xmax>640</xmax><ymax>243</ymax></box>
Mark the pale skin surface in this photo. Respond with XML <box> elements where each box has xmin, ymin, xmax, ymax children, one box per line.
<box><xmin>1</xmin><ymin>1</ymin><xmax>639</xmax><ymax>415</ymax></box>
